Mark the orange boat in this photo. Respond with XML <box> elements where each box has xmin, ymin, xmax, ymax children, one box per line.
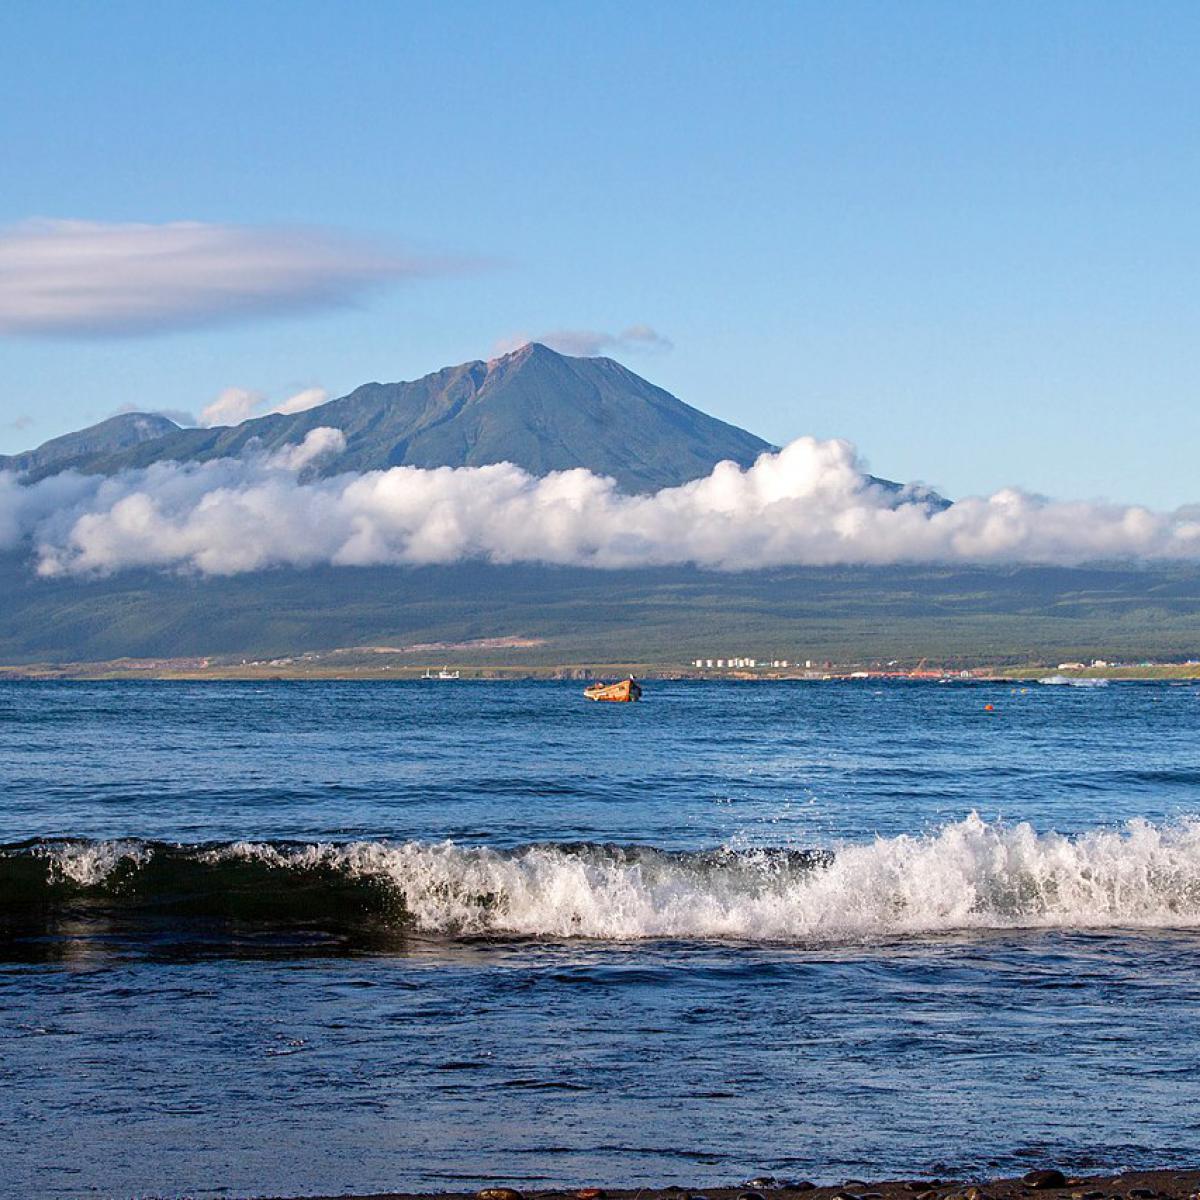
<box><xmin>583</xmin><ymin>677</ymin><xmax>642</xmax><ymax>703</ymax></box>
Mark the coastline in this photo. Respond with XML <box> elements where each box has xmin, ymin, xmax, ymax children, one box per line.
<box><xmin>0</xmin><ymin>658</ymin><xmax>1196</xmax><ymax>683</ymax></box>
<box><xmin>290</xmin><ymin>1170</ymin><xmax>1200</xmax><ymax>1200</ymax></box>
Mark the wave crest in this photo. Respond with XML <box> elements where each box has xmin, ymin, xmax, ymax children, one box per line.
<box><xmin>6</xmin><ymin>814</ymin><xmax>1200</xmax><ymax>942</ymax></box>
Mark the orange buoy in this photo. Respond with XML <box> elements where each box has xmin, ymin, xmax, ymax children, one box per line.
<box><xmin>984</xmin><ymin>703</ymin><xmax>995</xmax><ymax>711</ymax></box>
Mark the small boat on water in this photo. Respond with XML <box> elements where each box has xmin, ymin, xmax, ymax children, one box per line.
<box><xmin>1038</xmin><ymin>674</ymin><xmax>1108</xmax><ymax>688</ymax></box>
<box><xmin>583</xmin><ymin>677</ymin><xmax>642</xmax><ymax>703</ymax></box>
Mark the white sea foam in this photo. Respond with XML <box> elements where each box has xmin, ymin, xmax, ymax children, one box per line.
<box><xmin>207</xmin><ymin>814</ymin><xmax>1200</xmax><ymax>941</ymax></box>
<box><xmin>41</xmin><ymin>838</ymin><xmax>153</xmax><ymax>886</ymax></box>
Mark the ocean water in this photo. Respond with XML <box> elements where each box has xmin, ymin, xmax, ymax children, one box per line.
<box><xmin>1</xmin><ymin>678</ymin><xmax>1199</xmax><ymax>1199</ymax></box>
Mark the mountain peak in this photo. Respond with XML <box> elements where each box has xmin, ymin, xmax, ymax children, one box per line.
<box><xmin>6</xmin><ymin>352</ymin><xmax>772</xmax><ymax>493</ymax></box>
<box><xmin>486</xmin><ymin>340</ymin><xmax>568</xmax><ymax>370</ymax></box>
<box><xmin>0</xmin><ymin>411</ymin><xmax>180</xmax><ymax>478</ymax></box>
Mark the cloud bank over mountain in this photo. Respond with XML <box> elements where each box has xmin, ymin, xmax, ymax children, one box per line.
<box><xmin>1</xmin><ymin>430</ymin><xmax>1197</xmax><ymax>577</ymax></box>
<box><xmin>0</xmin><ymin>220</ymin><xmax>456</xmax><ymax>337</ymax></box>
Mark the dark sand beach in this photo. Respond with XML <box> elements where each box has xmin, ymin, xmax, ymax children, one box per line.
<box><xmin>298</xmin><ymin>1171</ymin><xmax>1200</xmax><ymax>1200</ymax></box>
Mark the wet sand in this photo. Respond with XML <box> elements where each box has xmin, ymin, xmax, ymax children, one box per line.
<box><xmin>298</xmin><ymin>1169</ymin><xmax>1200</xmax><ymax>1200</ymax></box>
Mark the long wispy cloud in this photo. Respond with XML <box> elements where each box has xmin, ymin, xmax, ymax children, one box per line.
<box><xmin>0</xmin><ymin>219</ymin><xmax>458</xmax><ymax>337</ymax></box>
<box><xmin>493</xmin><ymin>324</ymin><xmax>673</xmax><ymax>358</ymax></box>
<box><xmin>1</xmin><ymin>432</ymin><xmax>1197</xmax><ymax>577</ymax></box>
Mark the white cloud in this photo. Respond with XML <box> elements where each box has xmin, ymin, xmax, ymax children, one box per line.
<box><xmin>617</xmin><ymin>324</ymin><xmax>673</xmax><ymax>352</ymax></box>
<box><xmin>494</xmin><ymin>325</ymin><xmax>673</xmax><ymax>358</ymax></box>
<box><xmin>199</xmin><ymin>387</ymin><xmax>265</xmax><ymax>427</ymax></box>
<box><xmin>273</xmin><ymin>387</ymin><xmax>329</xmax><ymax>415</ymax></box>
<box><xmin>0</xmin><ymin>219</ymin><xmax>455</xmax><ymax>337</ymax></box>
<box><xmin>266</xmin><ymin>427</ymin><xmax>346</xmax><ymax>471</ymax></box>
<box><xmin>199</xmin><ymin>385</ymin><xmax>330</xmax><ymax>427</ymax></box>
<box><xmin>1</xmin><ymin>432</ymin><xmax>1198</xmax><ymax>578</ymax></box>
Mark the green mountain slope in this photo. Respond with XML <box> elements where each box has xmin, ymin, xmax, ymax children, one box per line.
<box><xmin>1</xmin><ymin>554</ymin><xmax>1196</xmax><ymax>667</ymax></box>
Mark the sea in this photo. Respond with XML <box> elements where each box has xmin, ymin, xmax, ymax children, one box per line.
<box><xmin>1</xmin><ymin>678</ymin><xmax>1199</xmax><ymax>1199</ymax></box>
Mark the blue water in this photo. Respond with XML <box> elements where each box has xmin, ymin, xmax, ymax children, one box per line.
<box><xmin>1</xmin><ymin>679</ymin><xmax>1199</xmax><ymax>1198</ymax></box>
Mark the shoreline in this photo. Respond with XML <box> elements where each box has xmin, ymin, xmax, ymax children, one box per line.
<box><xmin>289</xmin><ymin>1170</ymin><xmax>1200</xmax><ymax>1200</ymax></box>
<box><xmin>0</xmin><ymin>656</ymin><xmax>1197</xmax><ymax>684</ymax></box>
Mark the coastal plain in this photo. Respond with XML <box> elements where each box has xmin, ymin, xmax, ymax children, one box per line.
<box><xmin>2</xmin><ymin>556</ymin><xmax>1199</xmax><ymax>676</ymax></box>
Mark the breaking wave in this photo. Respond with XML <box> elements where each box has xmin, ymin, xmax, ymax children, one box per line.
<box><xmin>5</xmin><ymin>814</ymin><xmax>1200</xmax><ymax>944</ymax></box>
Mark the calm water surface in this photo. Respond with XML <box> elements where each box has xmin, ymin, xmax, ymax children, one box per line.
<box><xmin>0</xmin><ymin>679</ymin><xmax>1198</xmax><ymax>1198</ymax></box>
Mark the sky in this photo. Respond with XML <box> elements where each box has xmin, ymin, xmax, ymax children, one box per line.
<box><xmin>1</xmin><ymin>0</ymin><xmax>1198</xmax><ymax>508</ymax></box>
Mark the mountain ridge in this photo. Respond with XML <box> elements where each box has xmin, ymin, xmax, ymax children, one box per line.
<box><xmin>3</xmin><ymin>344</ymin><xmax>778</xmax><ymax>493</ymax></box>
<box><xmin>0</xmin><ymin>412</ymin><xmax>180</xmax><ymax>478</ymax></box>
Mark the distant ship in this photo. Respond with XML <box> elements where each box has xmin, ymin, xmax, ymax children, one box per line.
<box><xmin>1038</xmin><ymin>675</ymin><xmax>1108</xmax><ymax>688</ymax></box>
<box><xmin>583</xmin><ymin>677</ymin><xmax>642</xmax><ymax>703</ymax></box>
<box><xmin>421</xmin><ymin>668</ymin><xmax>461</xmax><ymax>680</ymax></box>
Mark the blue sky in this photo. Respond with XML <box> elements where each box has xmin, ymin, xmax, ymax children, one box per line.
<box><xmin>1</xmin><ymin>0</ymin><xmax>1197</xmax><ymax>507</ymax></box>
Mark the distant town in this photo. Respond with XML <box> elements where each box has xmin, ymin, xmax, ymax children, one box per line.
<box><xmin>1</xmin><ymin>649</ymin><xmax>1198</xmax><ymax>683</ymax></box>
<box><xmin>684</xmin><ymin>655</ymin><xmax>1200</xmax><ymax>681</ymax></box>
